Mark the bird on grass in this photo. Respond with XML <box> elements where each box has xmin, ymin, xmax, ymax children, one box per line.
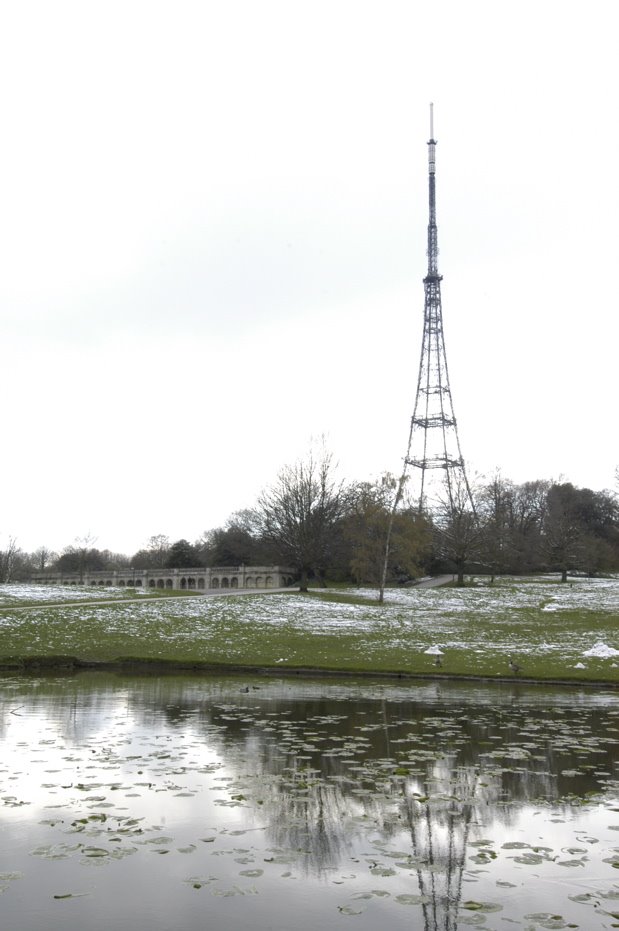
<box><xmin>508</xmin><ymin>657</ymin><xmax>521</xmax><ymax>675</ymax></box>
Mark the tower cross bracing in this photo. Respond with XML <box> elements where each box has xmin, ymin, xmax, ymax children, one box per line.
<box><xmin>403</xmin><ymin>104</ymin><xmax>474</xmax><ymax>515</ymax></box>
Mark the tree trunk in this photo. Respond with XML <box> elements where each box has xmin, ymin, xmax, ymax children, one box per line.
<box><xmin>299</xmin><ymin>568</ymin><xmax>309</xmax><ymax>592</ymax></box>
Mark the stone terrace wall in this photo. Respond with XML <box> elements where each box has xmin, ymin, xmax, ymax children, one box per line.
<box><xmin>31</xmin><ymin>566</ymin><xmax>296</xmax><ymax>592</ymax></box>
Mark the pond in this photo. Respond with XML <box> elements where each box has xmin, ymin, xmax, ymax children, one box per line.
<box><xmin>1</xmin><ymin>672</ymin><xmax>619</xmax><ymax>930</ymax></box>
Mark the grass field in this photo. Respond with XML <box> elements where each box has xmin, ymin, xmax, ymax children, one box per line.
<box><xmin>0</xmin><ymin>576</ymin><xmax>618</xmax><ymax>683</ymax></box>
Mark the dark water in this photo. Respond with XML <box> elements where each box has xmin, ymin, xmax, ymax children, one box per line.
<box><xmin>1</xmin><ymin>673</ymin><xmax>619</xmax><ymax>930</ymax></box>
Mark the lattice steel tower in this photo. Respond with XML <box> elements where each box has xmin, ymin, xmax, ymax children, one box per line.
<box><xmin>403</xmin><ymin>105</ymin><xmax>474</xmax><ymax>514</ymax></box>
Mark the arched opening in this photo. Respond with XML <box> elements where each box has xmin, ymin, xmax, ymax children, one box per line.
<box><xmin>157</xmin><ymin>579</ymin><xmax>164</xmax><ymax>588</ymax></box>
<box><xmin>180</xmin><ymin>578</ymin><xmax>187</xmax><ymax>590</ymax></box>
<box><xmin>266</xmin><ymin>576</ymin><xmax>274</xmax><ymax>587</ymax></box>
<box><xmin>197</xmin><ymin>578</ymin><xmax>205</xmax><ymax>589</ymax></box>
<box><xmin>135</xmin><ymin>579</ymin><xmax>142</xmax><ymax>587</ymax></box>
<box><xmin>230</xmin><ymin>577</ymin><xmax>238</xmax><ymax>589</ymax></box>
<box><xmin>188</xmin><ymin>578</ymin><xmax>196</xmax><ymax>589</ymax></box>
<box><xmin>118</xmin><ymin>580</ymin><xmax>126</xmax><ymax>587</ymax></box>
<box><xmin>255</xmin><ymin>576</ymin><xmax>263</xmax><ymax>588</ymax></box>
<box><xmin>165</xmin><ymin>579</ymin><xmax>173</xmax><ymax>588</ymax></box>
<box><xmin>149</xmin><ymin>579</ymin><xmax>156</xmax><ymax>588</ymax></box>
<box><xmin>245</xmin><ymin>577</ymin><xmax>254</xmax><ymax>588</ymax></box>
<box><xmin>221</xmin><ymin>577</ymin><xmax>229</xmax><ymax>589</ymax></box>
<box><xmin>211</xmin><ymin>578</ymin><xmax>220</xmax><ymax>589</ymax></box>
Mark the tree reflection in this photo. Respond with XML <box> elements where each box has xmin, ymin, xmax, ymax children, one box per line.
<box><xmin>3</xmin><ymin>672</ymin><xmax>619</xmax><ymax>930</ymax></box>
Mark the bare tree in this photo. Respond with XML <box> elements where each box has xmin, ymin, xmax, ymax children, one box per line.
<box><xmin>32</xmin><ymin>546</ymin><xmax>57</xmax><ymax>572</ymax></box>
<box><xmin>0</xmin><ymin>536</ymin><xmax>19</xmax><ymax>583</ymax></box>
<box><xmin>433</xmin><ymin>475</ymin><xmax>483</xmax><ymax>586</ymax></box>
<box><xmin>478</xmin><ymin>472</ymin><xmax>515</xmax><ymax>581</ymax></box>
<box><xmin>148</xmin><ymin>534</ymin><xmax>170</xmax><ymax>565</ymax></box>
<box><xmin>71</xmin><ymin>532</ymin><xmax>98</xmax><ymax>583</ymax></box>
<box><xmin>257</xmin><ymin>446</ymin><xmax>348</xmax><ymax>591</ymax></box>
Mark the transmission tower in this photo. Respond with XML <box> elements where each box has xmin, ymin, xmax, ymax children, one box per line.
<box><xmin>402</xmin><ymin>104</ymin><xmax>474</xmax><ymax>515</ymax></box>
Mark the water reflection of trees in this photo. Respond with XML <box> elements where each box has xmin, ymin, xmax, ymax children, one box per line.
<box><xmin>4</xmin><ymin>673</ymin><xmax>619</xmax><ymax>929</ymax></box>
<box><xmin>128</xmin><ymin>679</ymin><xmax>619</xmax><ymax>899</ymax></box>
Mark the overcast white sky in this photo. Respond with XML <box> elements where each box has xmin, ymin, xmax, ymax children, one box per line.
<box><xmin>1</xmin><ymin>0</ymin><xmax>617</xmax><ymax>556</ymax></box>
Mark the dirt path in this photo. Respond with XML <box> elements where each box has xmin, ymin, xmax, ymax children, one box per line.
<box><xmin>414</xmin><ymin>574</ymin><xmax>453</xmax><ymax>588</ymax></box>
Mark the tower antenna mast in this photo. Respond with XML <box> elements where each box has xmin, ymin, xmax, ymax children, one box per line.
<box><xmin>379</xmin><ymin>105</ymin><xmax>475</xmax><ymax>600</ymax></box>
<box><xmin>403</xmin><ymin>102</ymin><xmax>474</xmax><ymax>514</ymax></box>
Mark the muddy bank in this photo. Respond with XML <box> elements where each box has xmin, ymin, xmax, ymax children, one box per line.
<box><xmin>1</xmin><ymin>653</ymin><xmax>617</xmax><ymax>688</ymax></box>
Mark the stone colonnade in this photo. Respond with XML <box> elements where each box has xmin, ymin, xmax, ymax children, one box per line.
<box><xmin>32</xmin><ymin>566</ymin><xmax>295</xmax><ymax>592</ymax></box>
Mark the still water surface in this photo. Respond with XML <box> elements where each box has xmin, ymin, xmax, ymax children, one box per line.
<box><xmin>1</xmin><ymin>673</ymin><xmax>619</xmax><ymax>930</ymax></box>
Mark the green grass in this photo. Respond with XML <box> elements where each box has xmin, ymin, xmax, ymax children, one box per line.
<box><xmin>0</xmin><ymin>577</ymin><xmax>618</xmax><ymax>684</ymax></box>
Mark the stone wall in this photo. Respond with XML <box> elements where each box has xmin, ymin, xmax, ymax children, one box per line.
<box><xmin>31</xmin><ymin>566</ymin><xmax>296</xmax><ymax>591</ymax></box>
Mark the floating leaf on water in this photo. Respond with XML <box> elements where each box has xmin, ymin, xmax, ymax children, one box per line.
<box><xmin>461</xmin><ymin>900</ymin><xmax>503</xmax><ymax>912</ymax></box>
<box><xmin>470</xmin><ymin>852</ymin><xmax>497</xmax><ymax>864</ymax></box>
<box><xmin>524</xmin><ymin>915</ymin><xmax>569</xmax><ymax>930</ymax></box>
<box><xmin>514</xmin><ymin>853</ymin><xmax>547</xmax><ymax>865</ymax></box>
<box><xmin>30</xmin><ymin>844</ymin><xmax>82</xmax><ymax>860</ymax></box>
<box><xmin>395</xmin><ymin>893</ymin><xmax>430</xmax><ymax>905</ymax></box>
<box><xmin>239</xmin><ymin>869</ymin><xmax>263</xmax><ymax>878</ymax></box>
<box><xmin>109</xmin><ymin>847</ymin><xmax>137</xmax><ymax>860</ymax></box>
<box><xmin>82</xmin><ymin>847</ymin><xmax>109</xmax><ymax>858</ymax></box>
<box><xmin>337</xmin><ymin>906</ymin><xmax>363</xmax><ymax>915</ymax></box>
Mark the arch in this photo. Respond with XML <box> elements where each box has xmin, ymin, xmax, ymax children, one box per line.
<box><xmin>135</xmin><ymin>579</ymin><xmax>142</xmax><ymax>587</ymax></box>
<box><xmin>211</xmin><ymin>577</ymin><xmax>220</xmax><ymax>589</ymax></box>
<box><xmin>157</xmin><ymin>578</ymin><xmax>165</xmax><ymax>589</ymax></box>
<box><xmin>149</xmin><ymin>579</ymin><xmax>156</xmax><ymax>588</ymax></box>
<box><xmin>118</xmin><ymin>580</ymin><xmax>126</xmax><ymax>587</ymax></box>
<box><xmin>245</xmin><ymin>576</ymin><xmax>254</xmax><ymax>588</ymax></box>
<box><xmin>266</xmin><ymin>576</ymin><xmax>274</xmax><ymax>587</ymax></box>
<box><xmin>165</xmin><ymin>579</ymin><xmax>173</xmax><ymax>588</ymax></box>
<box><xmin>197</xmin><ymin>578</ymin><xmax>205</xmax><ymax>589</ymax></box>
<box><xmin>105</xmin><ymin>580</ymin><xmax>112</xmax><ymax>586</ymax></box>
<box><xmin>221</xmin><ymin>577</ymin><xmax>229</xmax><ymax>589</ymax></box>
<box><xmin>180</xmin><ymin>578</ymin><xmax>187</xmax><ymax>590</ymax></box>
<box><xmin>230</xmin><ymin>577</ymin><xmax>238</xmax><ymax>589</ymax></box>
<box><xmin>255</xmin><ymin>576</ymin><xmax>263</xmax><ymax>588</ymax></box>
<box><xmin>89</xmin><ymin>580</ymin><xmax>96</xmax><ymax>586</ymax></box>
<box><xmin>187</xmin><ymin>577</ymin><xmax>195</xmax><ymax>589</ymax></box>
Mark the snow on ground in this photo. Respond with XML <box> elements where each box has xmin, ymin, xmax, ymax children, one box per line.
<box><xmin>1</xmin><ymin>576</ymin><xmax>618</xmax><ymax>667</ymax></box>
<box><xmin>583</xmin><ymin>641</ymin><xmax>619</xmax><ymax>658</ymax></box>
<box><xmin>0</xmin><ymin>583</ymin><xmax>127</xmax><ymax>603</ymax></box>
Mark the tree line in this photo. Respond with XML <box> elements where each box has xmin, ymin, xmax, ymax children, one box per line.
<box><xmin>2</xmin><ymin>452</ymin><xmax>618</xmax><ymax>594</ymax></box>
